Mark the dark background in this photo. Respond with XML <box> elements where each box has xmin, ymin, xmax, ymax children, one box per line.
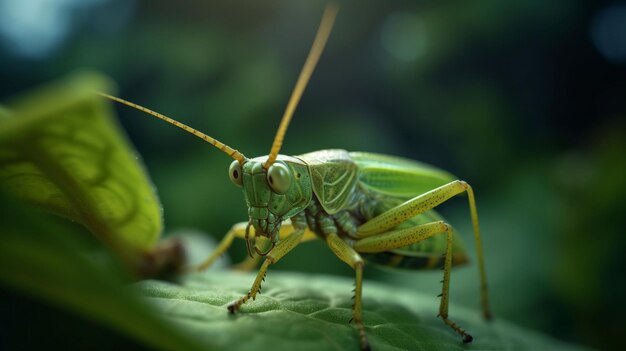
<box><xmin>1</xmin><ymin>0</ymin><xmax>625</xmax><ymax>349</ymax></box>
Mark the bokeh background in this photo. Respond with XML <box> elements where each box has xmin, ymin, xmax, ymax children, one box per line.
<box><xmin>1</xmin><ymin>0</ymin><xmax>625</xmax><ymax>349</ymax></box>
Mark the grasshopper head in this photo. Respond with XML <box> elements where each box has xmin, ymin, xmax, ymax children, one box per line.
<box><xmin>101</xmin><ymin>4</ymin><xmax>337</xmax><ymax>259</ymax></box>
<box><xmin>228</xmin><ymin>155</ymin><xmax>312</xmax><ymax>256</ymax></box>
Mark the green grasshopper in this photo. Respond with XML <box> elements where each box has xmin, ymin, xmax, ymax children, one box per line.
<box><xmin>101</xmin><ymin>4</ymin><xmax>491</xmax><ymax>350</ymax></box>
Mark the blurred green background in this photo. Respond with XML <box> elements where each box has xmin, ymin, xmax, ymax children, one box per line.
<box><xmin>1</xmin><ymin>0</ymin><xmax>625</xmax><ymax>350</ymax></box>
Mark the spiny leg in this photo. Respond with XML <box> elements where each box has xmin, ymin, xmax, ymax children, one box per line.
<box><xmin>357</xmin><ymin>180</ymin><xmax>491</xmax><ymax>320</ymax></box>
<box><xmin>227</xmin><ymin>228</ymin><xmax>304</xmax><ymax>313</ymax></box>
<box><xmin>358</xmin><ymin>180</ymin><xmax>470</xmax><ymax>236</ymax></box>
<box><xmin>354</xmin><ymin>221</ymin><xmax>473</xmax><ymax>342</ymax></box>
<box><xmin>194</xmin><ymin>221</ymin><xmax>317</xmax><ymax>272</ymax></box>
<box><xmin>465</xmin><ymin>185</ymin><xmax>491</xmax><ymax>319</ymax></box>
<box><xmin>326</xmin><ymin>233</ymin><xmax>370</xmax><ymax>351</ymax></box>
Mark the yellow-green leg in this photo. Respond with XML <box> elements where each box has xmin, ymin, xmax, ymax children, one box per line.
<box><xmin>354</xmin><ymin>220</ymin><xmax>472</xmax><ymax>342</ymax></box>
<box><xmin>195</xmin><ymin>223</ymin><xmax>243</xmax><ymax>271</ymax></box>
<box><xmin>227</xmin><ymin>228</ymin><xmax>304</xmax><ymax>313</ymax></box>
<box><xmin>357</xmin><ymin>180</ymin><xmax>491</xmax><ymax>320</ymax></box>
<box><xmin>326</xmin><ymin>233</ymin><xmax>370</xmax><ymax>351</ymax></box>
<box><xmin>195</xmin><ymin>221</ymin><xmax>317</xmax><ymax>272</ymax></box>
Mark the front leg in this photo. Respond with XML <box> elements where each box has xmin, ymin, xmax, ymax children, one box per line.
<box><xmin>227</xmin><ymin>228</ymin><xmax>304</xmax><ymax>313</ymax></box>
<box><xmin>194</xmin><ymin>220</ymin><xmax>317</xmax><ymax>272</ymax></box>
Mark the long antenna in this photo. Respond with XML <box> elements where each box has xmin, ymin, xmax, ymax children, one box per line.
<box><xmin>98</xmin><ymin>92</ymin><xmax>246</xmax><ymax>163</ymax></box>
<box><xmin>264</xmin><ymin>3</ymin><xmax>339</xmax><ymax>168</ymax></box>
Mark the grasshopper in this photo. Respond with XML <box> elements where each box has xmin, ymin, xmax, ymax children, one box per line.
<box><xmin>100</xmin><ymin>3</ymin><xmax>491</xmax><ymax>350</ymax></box>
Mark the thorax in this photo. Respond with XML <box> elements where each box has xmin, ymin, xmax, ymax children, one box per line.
<box><xmin>302</xmin><ymin>184</ymin><xmax>392</xmax><ymax>240</ymax></box>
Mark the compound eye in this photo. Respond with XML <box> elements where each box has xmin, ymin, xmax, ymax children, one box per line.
<box><xmin>267</xmin><ymin>163</ymin><xmax>291</xmax><ymax>194</ymax></box>
<box><xmin>229</xmin><ymin>160</ymin><xmax>243</xmax><ymax>187</ymax></box>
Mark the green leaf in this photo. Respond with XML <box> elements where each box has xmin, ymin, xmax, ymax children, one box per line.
<box><xmin>0</xmin><ymin>192</ymin><xmax>206</xmax><ymax>351</ymax></box>
<box><xmin>0</xmin><ymin>189</ymin><xmax>586</xmax><ymax>351</ymax></box>
<box><xmin>0</xmin><ymin>72</ymin><xmax>162</xmax><ymax>266</ymax></box>
<box><xmin>133</xmin><ymin>271</ymin><xmax>588</xmax><ymax>351</ymax></box>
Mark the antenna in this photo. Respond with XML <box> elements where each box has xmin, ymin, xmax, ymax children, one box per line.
<box><xmin>98</xmin><ymin>92</ymin><xmax>246</xmax><ymax>163</ymax></box>
<box><xmin>264</xmin><ymin>3</ymin><xmax>339</xmax><ymax>168</ymax></box>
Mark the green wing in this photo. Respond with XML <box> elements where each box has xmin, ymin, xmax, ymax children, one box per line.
<box><xmin>350</xmin><ymin>152</ymin><xmax>456</xmax><ymax>199</ymax></box>
<box><xmin>297</xmin><ymin>150</ymin><xmax>358</xmax><ymax>215</ymax></box>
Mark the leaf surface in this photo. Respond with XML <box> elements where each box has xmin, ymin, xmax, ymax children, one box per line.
<box><xmin>133</xmin><ymin>270</ymin><xmax>587</xmax><ymax>351</ymax></box>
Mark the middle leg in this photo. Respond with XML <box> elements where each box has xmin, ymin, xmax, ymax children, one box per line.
<box><xmin>326</xmin><ymin>233</ymin><xmax>370</xmax><ymax>351</ymax></box>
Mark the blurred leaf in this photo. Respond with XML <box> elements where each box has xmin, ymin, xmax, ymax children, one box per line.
<box><xmin>133</xmin><ymin>270</ymin><xmax>587</xmax><ymax>351</ymax></box>
<box><xmin>0</xmin><ymin>192</ymin><xmax>205</xmax><ymax>351</ymax></box>
<box><xmin>0</xmin><ymin>72</ymin><xmax>162</xmax><ymax>267</ymax></box>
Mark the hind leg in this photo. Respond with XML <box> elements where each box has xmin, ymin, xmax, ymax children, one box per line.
<box><xmin>354</xmin><ymin>220</ymin><xmax>473</xmax><ymax>342</ymax></box>
<box><xmin>356</xmin><ymin>180</ymin><xmax>491</xmax><ymax>321</ymax></box>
